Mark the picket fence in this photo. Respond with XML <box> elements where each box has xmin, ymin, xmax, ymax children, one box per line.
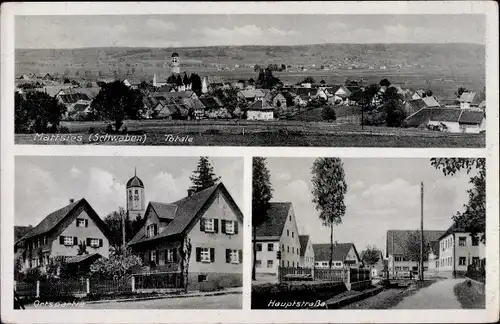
<box><xmin>14</xmin><ymin>272</ymin><xmax>182</xmax><ymax>298</ymax></box>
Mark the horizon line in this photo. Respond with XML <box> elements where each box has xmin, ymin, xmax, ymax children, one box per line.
<box><xmin>15</xmin><ymin>41</ymin><xmax>485</xmax><ymax>51</ymax></box>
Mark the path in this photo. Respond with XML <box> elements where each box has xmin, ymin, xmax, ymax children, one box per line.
<box><xmin>394</xmin><ymin>278</ymin><xmax>465</xmax><ymax>309</ymax></box>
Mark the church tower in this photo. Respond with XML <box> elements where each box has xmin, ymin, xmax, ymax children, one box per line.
<box><xmin>126</xmin><ymin>168</ymin><xmax>146</xmax><ymax>219</ymax></box>
<box><xmin>171</xmin><ymin>52</ymin><xmax>180</xmax><ymax>74</ymax></box>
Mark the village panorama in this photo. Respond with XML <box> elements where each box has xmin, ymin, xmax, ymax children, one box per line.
<box><xmin>15</xmin><ymin>43</ymin><xmax>485</xmax><ymax>147</ymax></box>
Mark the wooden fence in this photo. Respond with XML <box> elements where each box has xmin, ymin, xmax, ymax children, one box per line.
<box><xmin>278</xmin><ymin>266</ymin><xmax>370</xmax><ymax>285</ymax></box>
<box><xmin>133</xmin><ymin>271</ymin><xmax>182</xmax><ymax>290</ymax></box>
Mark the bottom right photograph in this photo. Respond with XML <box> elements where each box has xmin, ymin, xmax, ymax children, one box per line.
<box><xmin>251</xmin><ymin>157</ymin><xmax>486</xmax><ymax>310</ymax></box>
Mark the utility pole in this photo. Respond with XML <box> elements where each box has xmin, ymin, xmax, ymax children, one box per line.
<box><xmin>122</xmin><ymin>209</ymin><xmax>127</xmax><ymax>256</ymax></box>
<box><xmin>420</xmin><ymin>181</ymin><xmax>424</xmax><ymax>281</ymax></box>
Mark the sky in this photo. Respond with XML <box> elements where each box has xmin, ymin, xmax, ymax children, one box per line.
<box><xmin>15</xmin><ymin>15</ymin><xmax>485</xmax><ymax>49</ymax></box>
<box><xmin>15</xmin><ymin>156</ymin><xmax>243</xmax><ymax>227</ymax></box>
<box><xmin>264</xmin><ymin>158</ymin><xmax>473</xmax><ymax>255</ymax></box>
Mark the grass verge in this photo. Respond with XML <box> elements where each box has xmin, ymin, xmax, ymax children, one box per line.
<box><xmin>454</xmin><ymin>279</ymin><xmax>485</xmax><ymax>309</ymax></box>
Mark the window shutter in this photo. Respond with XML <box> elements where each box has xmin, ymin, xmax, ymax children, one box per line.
<box><xmin>195</xmin><ymin>247</ymin><xmax>201</xmax><ymax>262</ymax></box>
<box><xmin>86</xmin><ymin>238</ymin><xmax>91</xmax><ymax>246</ymax></box>
<box><xmin>238</xmin><ymin>250</ymin><xmax>243</xmax><ymax>263</ymax></box>
<box><xmin>200</xmin><ymin>219</ymin><xmax>205</xmax><ymax>232</ymax></box>
<box><xmin>210</xmin><ymin>248</ymin><xmax>215</xmax><ymax>262</ymax></box>
<box><xmin>173</xmin><ymin>249</ymin><xmax>178</xmax><ymax>263</ymax></box>
<box><xmin>99</xmin><ymin>239</ymin><xmax>103</xmax><ymax>247</ymax></box>
<box><xmin>226</xmin><ymin>249</ymin><xmax>230</xmax><ymax>263</ymax></box>
<box><xmin>73</xmin><ymin>237</ymin><xmax>78</xmax><ymax>245</ymax></box>
<box><xmin>85</xmin><ymin>219</ymin><xmax>88</xmax><ymax>227</ymax></box>
<box><xmin>213</xmin><ymin>219</ymin><xmax>219</xmax><ymax>233</ymax></box>
<box><xmin>234</xmin><ymin>221</ymin><xmax>239</xmax><ymax>234</ymax></box>
<box><xmin>154</xmin><ymin>224</ymin><xmax>158</xmax><ymax>236</ymax></box>
<box><xmin>59</xmin><ymin>236</ymin><xmax>64</xmax><ymax>245</ymax></box>
<box><xmin>221</xmin><ymin>220</ymin><xmax>226</xmax><ymax>234</ymax></box>
<box><xmin>156</xmin><ymin>250</ymin><xmax>159</xmax><ymax>263</ymax></box>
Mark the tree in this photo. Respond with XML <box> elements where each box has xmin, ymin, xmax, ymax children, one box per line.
<box><xmin>425</xmin><ymin>89</ymin><xmax>433</xmax><ymax>97</ymax></box>
<box><xmin>380</xmin><ymin>78</ymin><xmax>391</xmax><ymax>87</ymax></box>
<box><xmin>301</xmin><ymin>76</ymin><xmax>316</xmax><ymax>84</ymax></box>
<box><xmin>321</xmin><ymin>105</ymin><xmax>337</xmax><ymax>121</ymax></box>
<box><xmin>178</xmin><ymin>237</ymin><xmax>192</xmax><ymax>292</ymax></box>
<box><xmin>89</xmin><ymin>254</ymin><xmax>142</xmax><ymax>280</ymax></box>
<box><xmin>311</xmin><ymin>158</ymin><xmax>347</xmax><ymax>268</ymax></box>
<box><xmin>256</xmin><ymin>68</ymin><xmax>282</xmax><ymax>89</ymax></box>
<box><xmin>382</xmin><ymin>87</ymin><xmax>406</xmax><ymax>127</ymax></box>
<box><xmin>175</xmin><ymin>74</ymin><xmax>183</xmax><ymax>86</ymax></box>
<box><xmin>253</xmin><ymin>64</ymin><xmax>262</xmax><ymax>73</ymax></box>
<box><xmin>456</xmin><ymin>87</ymin><xmax>468</xmax><ymax>97</ymax></box>
<box><xmin>90</xmin><ymin>80</ymin><xmax>143</xmax><ymax>132</ymax></box>
<box><xmin>248</xmin><ymin>78</ymin><xmax>255</xmax><ymax>85</ymax></box>
<box><xmin>189</xmin><ymin>157</ymin><xmax>221</xmax><ymax>192</ymax></box>
<box><xmin>252</xmin><ymin>157</ymin><xmax>273</xmax><ymax>279</ymax></box>
<box><xmin>320</xmin><ymin>80</ymin><xmax>326</xmax><ymax>85</ymax></box>
<box><xmin>15</xmin><ymin>91</ymin><xmax>67</xmax><ymax>133</ymax></box>
<box><xmin>403</xmin><ymin>231</ymin><xmax>429</xmax><ymax>265</ymax></box>
<box><xmin>361</xmin><ymin>246</ymin><xmax>381</xmax><ymax>269</ymax></box>
<box><xmin>167</xmin><ymin>74</ymin><xmax>177</xmax><ymax>84</ymax></box>
<box><xmin>46</xmin><ymin>256</ymin><xmax>71</xmax><ymax>279</ymax></box>
<box><xmin>190</xmin><ymin>73</ymin><xmax>202</xmax><ymax>95</ymax></box>
<box><xmin>103</xmin><ymin>207</ymin><xmax>143</xmax><ymax>254</ymax></box>
<box><xmin>430</xmin><ymin>158</ymin><xmax>486</xmax><ymax>243</ymax></box>
<box><xmin>183</xmin><ymin>72</ymin><xmax>190</xmax><ymax>85</ymax></box>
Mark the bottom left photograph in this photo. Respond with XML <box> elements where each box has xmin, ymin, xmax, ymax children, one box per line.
<box><xmin>13</xmin><ymin>155</ymin><xmax>244</xmax><ymax>309</ymax></box>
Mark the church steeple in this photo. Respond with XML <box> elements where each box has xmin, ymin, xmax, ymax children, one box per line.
<box><xmin>126</xmin><ymin>168</ymin><xmax>146</xmax><ymax>219</ymax></box>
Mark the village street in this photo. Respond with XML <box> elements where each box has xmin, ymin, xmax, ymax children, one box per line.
<box><xmin>393</xmin><ymin>278</ymin><xmax>465</xmax><ymax>309</ymax></box>
<box><xmin>24</xmin><ymin>293</ymin><xmax>242</xmax><ymax>309</ymax></box>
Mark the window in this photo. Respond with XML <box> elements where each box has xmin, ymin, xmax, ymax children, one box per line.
<box><xmin>150</xmin><ymin>250</ymin><xmax>157</xmax><ymax>263</ymax></box>
<box><xmin>281</xmin><ymin>244</ymin><xmax>284</xmax><ymax>251</ymax></box>
<box><xmin>287</xmin><ymin>246</ymin><xmax>289</xmax><ymax>252</ymax></box>
<box><xmin>322</xmin><ymin>262</ymin><xmax>328</xmax><ymax>267</ymax></box>
<box><xmin>255</xmin><ymin>260</ymin><xmax>262</xmax><ymax>268</ymax></box>
<box><xmin>287</xmin><ymin>229</ymin><xmax>289</xmax><ymax>237</ymax></box>
<box><xmin>289</xmin><ymin>215</ymin><xmax>291</xmax><ymax>221</ymax></box>
<box><xmin>200</xmin><ymin>248</ymin><xmax>211</xmax><ymax>263</ymax></box>
<box><xmin>335</xmin><ymin>262</ymin><xmax>342</xmax><ymax>266</ymax></box>
<box><xmin>459</xmin><ymin>237</ymin><xmax>467</xmax><ymax>247</ymax></box>
<box><xmin>395</xmin><ymin>266</ymin><xmax>402</xmax><ymax>271</ymax></box>
<box><xmin>435</xmin><ymin>261</ymin><xmax>439</xmax><ymax>267</ymax></box>
<box><xmin>76</xmin><ymin>218</ymin><xmax>86</xmax><ymax>228</ymax></box>
<box><xmin>292</xmin><ymin>232</ymin><xmax>294</xmax><ymax>238</ymax></box>
<box><xmin>90</xmin><ymin>238</ymin><xmax>100</xmax><ymax>247</ymax></box>
<box><xmin>403</xmin><ymin>267</ymin><xmax>409</xmax><ymax>271</ymax></box>
<box><xmin>459</xmin><ymin>257</ymin><xmax>466</xmax><ymax>266</ymax></box>
<box><xmin>472</xmin><ymin>257</ymin><xmax>479</xmax><ymax>264</ymax></box>
<box><xmin>224</xmin><ymin>220</ymin><xmax>235</xmax><ymax>234</ymax></box>
<box><xmin>43</xmin><ymin>236</ymin><xmax>48</xmax><ymax>245</ymax></box>
<box><xmin>267</xmin><ymin>243</ymin><xmax>274</xmax><ymax>252</ymax></box>
<box><xmin>472</xmin><ymin>236</ymin><xmax>479</xmax><ymax>246</ymax></box>
<box><xmin>44</xmin><ymin>255</ymin><xmax>50</xmax><ymax>266</ymax></box>
<box><xmin>227</xmin><ymin>249</ymin><xmax>240</xmax><ymax>264</ymax></box>
<box><xmin>204</xmin><ymin>219</ymin><xmax>214</xmax><ymax>232</ymax></box>
<box><xmin>267</xmin><ymin>260</ymin><xmax>273</xmax><ymax>268</ymax></box>
<box><xmin>198</xmin><ymin>274</ymin><xmax>207</xmax><ymax>282</ymax></box>
<box><xmin>135</xmin><ymin>189</ymin><xmax>138</xmax><ymax>194</ymax></box>
<box><xmin>64</xmin><ymin>236</ymin><xmax>74</xmax><ymax>246</ymax></box>
<box><xmin>256</xmin><ymin>243</ymin><xmax>262</xmax><ymax>252</ymax></box>
<box><xmin>165</xmin><ymin>249</ymin><xmax>174</xmax><ymax>263</ymax></box>
<box><xmin>292</xmin><ymin>247</ymin><xmax>294</xmax><ymax>253</ymax></box>
<box><xmin>147</xmin><ymin>224</ymin><xmax>157</xmax><ymax>238</ymax></box>
<box><xmin>394</xmin><ymin>255</ymin><xmax>403</xmax><ymax>262</ymax></box>
<box><xmin>287</xmin><ymin>261</ymin><xmax>290</xmax><ymax>267</ymax></box>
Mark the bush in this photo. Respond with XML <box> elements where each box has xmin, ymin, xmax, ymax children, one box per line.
<box><xmin>58</xmin><ymin>126</ymin><xmax>70</xmax><ymax>134</ymax></box>
<box><xmin>321</xmin><ymin>106</ymin><xmax>337</xmax><ymax>121</ymax></box>
<box><xmin>88</xmin><ymin>127</ymin><xmax>95</xmax><ymax>134</ymax></box>
<box><xmin>24</xmin><ymin>268</ymin><xmax>44</xmax><ymax>283</ymax></box>
<box><xmin>105</xmin><ymin>124</ymin><xmax>114</xmax><ymax>134</ymax></box>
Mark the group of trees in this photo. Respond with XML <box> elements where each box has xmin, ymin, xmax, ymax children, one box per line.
<box><xmin>254</xmin><ymin>64</ymin><xmax>287</xmax><ymax>73</ymax></box>
<box><xmin>256</xmin><ymin>68</ymin><xmax>283</xmax><ymax>89</ymax></box>
<box><xmin>164</xmin><ymin>72</ymin><xmax>203</xmax><ymax>95</ymax></box>
<box><xmin>15</xmin><ymin>91</ymin><xmax>67</xmax><ymax>133</ymax></box>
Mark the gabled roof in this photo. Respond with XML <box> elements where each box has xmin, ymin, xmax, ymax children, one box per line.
<box><xmin>459</xmin><ymin>91</ymin><xmax>476</xmax><ymax>103</ymax></box>
<box><xmin>295</xmin><ymin>88</ymin><xmax>317</xmax><ymax>97</ymax></box>
<box><xmin>19</xmin><ymin>199</ymin><xmax>109</xmax><ymax>242</ymax></box>
<box><xmin>59</xmin><ymin>93</ymin><xmax>90</xmax><ymax>104</ymax></box>
<box><xmin>313</xmin><ymin>243</ymin><xmax>359</xmax><ymax>262</ymax></box>
<box><xmin>72</xmin><ymin>103</ymin><xmax>90</xmax><ymax>112</ymax></box>
<box><xmin>405</xmin><ymin>107</ymin><xmax>463</xmax><ymax>127</ymax></box>
<box><xmin>15</xmin><ymin>226</ymin><xmax>33</xmax><ymax>243</ymax></box>
<box><xmin>458</xmin><ymin>110</ymin><xmax>485</xmax><ymax>125</ymax></box>
<box><xmin>299</xmin><ymin>235</ymin><xmax>310</xmax><ymax>256</ymax></box>
<box><xmin>422</xmin><ymin>96</ymin><xmax>440</xmax><ymax>107</ymax></box>
<box><xmin>129</xmin><ymin>183</ymin><xmax>241</xmax><ymax>245</ymax></box>
<box><xmin>438</xmin><ymin>224</ymin><xmax>468</xmax><ymax>241</ymax></box>
<box><xmin>386</xmin><ymin>230</ymin><xmax>446</xmax><ymax>257</ymax></box>
<box><xmin>199</xmin><ymin>97</ymin><xmax>223</xmax><ymax>109</ymax></box>
<box><xmin>254</xmin><ymin>202</ymin><xmax>292</xmax><ymax>240</ymax></box>
<box><xmin>406</xmin><ymin>99</ymin><xmax>428</xmax><ymax>112</ymax></box>
<box><xmin>239</xmin><ymin>89</ymin><xmax>266</xmax><ymax>99</ymax></box>
<box><xmin>248</xmin><ymin>99</ymin><xmax>274</xmax><ymax>111</ymax></box>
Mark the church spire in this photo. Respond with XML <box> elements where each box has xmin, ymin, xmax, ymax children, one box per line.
<box><xmin>134</xmin><ymin>167</ymin><xmax>137</xmax><ymax>177</ymax></box>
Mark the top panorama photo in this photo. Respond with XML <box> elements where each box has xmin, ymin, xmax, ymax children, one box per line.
<box><xmin>14</xmin><ymin>14</ymin><xmax>486</xmax><ymax>147</ymax></box>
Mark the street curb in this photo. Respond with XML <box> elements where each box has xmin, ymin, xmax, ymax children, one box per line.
<box><xmin>85</xmin><ymin>290</ymin><xmax>242</xmax><ymax>304</ymax></box>
<box><xmin>325</xmin><ymin>286</ymin><xmax>384</xmax><ymax>309</ymax></box>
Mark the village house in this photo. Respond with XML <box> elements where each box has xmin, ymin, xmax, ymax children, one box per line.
<box><xmin>200</xmin><ymin>97</ymin><xmax>231</xmax><ymax>119</ymax></box>
<box><xmin>298</xmin><ymin>235</ymin><xmax>315</xmax><ymax>268</ymax></box>
<box><xmin>237</xmin><ymin>89</ymin><xmax>266</xmax><ymax>103</ymax></box>
<box><xmin>369</xmin><ymin>250</ymin><xmax>386</xmax><ymax>277</ymax></box>
<box><xmin>404</xmin><ymin>96</ymin><xmax>440</xmax><ymax>116</ymax></box>
<box><xmin>147</xmin><ymin>91</ymin><xmax>205</xmax><ymax>119</ymax></box>
<box><xmin>386</xmin><ymin>230</ymin><xmax>444</xmax><ymax>276</ymax></box>
<box><xmin>404</xmin><ymin>107</ymin><xmax>486</xmax><ymax>133</ymax></box>
<box><xmin>271</xmin><ymin>93</ymin><xmax>287</xmax><ymax>110</ymax></box>
<box><xmin>246</xmin><ymin>99</ymin><xmax>274</xmax><ymax>121</ymax></box>
<box><xmin>253</xmin><ymin>202</ymin><xmax>301</xmax><ymax>275</ymax></box>
<box><xmin>437</xmin><ymin>225</ymin><xmax>485</xmax><ymax>278</ymax></box>
<box><xmin>14</xmin><ymin>199</ymin><xmax>111</xmax><ymax>274</ymax></box>
<box><xmin>127</xmin><ymin>181</ymin><xmax>243</xmax><ymax>290</ymax></box>
<box><xmin>313</xmin><ymin>243</ymin><xmax>362</xmax><ymax>269</ymax></box>
<box><xmin>458</xmin><ymin>91</ymin><xmax>485</xmax><ymax>110</ymax></box>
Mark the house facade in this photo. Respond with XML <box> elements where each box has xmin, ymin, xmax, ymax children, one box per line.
<box><xmin>246</xmin><ymin>99</ymin><xmax>274</xmax><ymax>120</ymax></box>
<box><xmin>386</xmin><ymin>230</ymin><xmax>444</xmax><ymax>275</ymax></box>
<box><xmin>313</xmin><ymin>243</ymin><xmax>362</xmax><ymax>269</ymax></box>
<box><xmin>437</xmin><ymin>225</ymin><xmax>485</xmax><ymax>278</ymax></box>
<box><xmin>253</xmin><ymin>202</ymin><xmax>301</xmax><ymax>275</ymax></box>
<box><xmin>299</xmin><ymin>235</ymin><xmax>315</xmax><ymax>268</ymax></box>
<box><xmin>15</xmin><ymin>199</ymin><xmax>111</xmax><ymax>274</ymax></box>
<box><xmin>128</xmin><ymin>182</ymin><xmax>243</xmax><ymax>290</ymax></box>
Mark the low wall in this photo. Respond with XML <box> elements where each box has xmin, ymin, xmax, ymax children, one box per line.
<box><xmin>251</xmin><ymin>281</ymin><xmax>346</xmax><ymax>309</ymax></box>
<box><xmin>346</xmin><ymin>280</ymin><xmax>372</xmax><ymax>291</ymax></box>
<box><xmin>186</xmin><ymin>272</ymin><xmax>242</xmax><ymax>292</ymax></box>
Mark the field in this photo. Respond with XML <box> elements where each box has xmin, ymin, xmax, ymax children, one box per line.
<box><xmin>15</xmin><ymin>120</ymin><xmax>485</xmax><ymax>147</ymax></box>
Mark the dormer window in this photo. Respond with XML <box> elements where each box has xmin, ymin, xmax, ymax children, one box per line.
<box><xmin>147</xmin><ymin>224</ymin><xmax>158</xmax><ymax>238</ymax></box>
<box><xmin>76</xmin><ymin>218</ymin><xmax>87</xmax><ymax>228</ymax></box>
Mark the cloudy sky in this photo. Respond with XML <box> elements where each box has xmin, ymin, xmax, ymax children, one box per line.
<box><xmin>15</xmin><ymin>156</ymin><xmax>243</xmax><ymax>226</ymax></box>
<box><xmin>15</xmin><ymin>15</ymin><xmax>485</xmax><ymax>48</ymax></box>
<box><xmin>264</xmin><ymin>158</ymin><xmax>473</xmax><ymax>255</ymax></box>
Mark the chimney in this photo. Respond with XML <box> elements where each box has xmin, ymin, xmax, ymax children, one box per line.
<box><xmin>187</xmin><ymin>188</ymin><xmax>196</xmax><ymax>197</ymax></box>
<box><xmin>69</xmin><ymin>199</ymin><xmax>75</xmax><ymax>204</ymax></box>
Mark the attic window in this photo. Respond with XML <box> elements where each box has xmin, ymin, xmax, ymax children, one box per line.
<box><xmin>76</xmin><ymin>218</ymin><xmax>87</xmax><ymax>228</ymax></box>
<box><xmin>147</xmin><ymin>224</ymin><xmax>157</xmax><ymax>238</ymax></box>
<box><xmin>204</xmin><ymin>219</ymin><xmax>214</xmax><ymax>232</ymax></box>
